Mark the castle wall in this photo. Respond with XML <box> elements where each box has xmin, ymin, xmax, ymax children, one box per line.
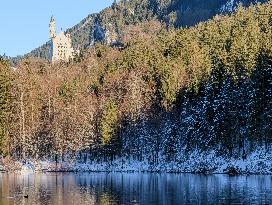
<box><xmin>51</xmin><ymin>32</ymin><xmax>74</xmax><ymax>62</ymax></box>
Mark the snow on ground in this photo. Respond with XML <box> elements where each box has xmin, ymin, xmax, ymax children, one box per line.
<box><xmin>220</xmin><ymin>0</ymin><xmax>236</xmax><ymax>13</ymax></box>
<box><xmin>1</xmin><ymin>147</ymin><xmax>272</xmax><ymax>174</ymax></box>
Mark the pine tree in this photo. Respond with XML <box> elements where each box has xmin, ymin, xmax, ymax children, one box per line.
<box><xmin>100</xmin><ymin>99</ymin><xmax>118</xmax><ymax>145</ymax></box>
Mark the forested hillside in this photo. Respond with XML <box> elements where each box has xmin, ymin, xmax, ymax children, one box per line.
<box><xmin>1</xmin><ymin>2</ymin><xmax>272</xmax><ymax>173</ymax></box>
<box><xmin>19</xmin><ymin>0</ymin><xmax>267</xmax><ymax>61</ymax></box>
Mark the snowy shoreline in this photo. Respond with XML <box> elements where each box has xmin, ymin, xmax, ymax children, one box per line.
<box><xmin>1</xmin><ymin>148</ymin><xmax>272</xmax><ymax>175</ymax></box>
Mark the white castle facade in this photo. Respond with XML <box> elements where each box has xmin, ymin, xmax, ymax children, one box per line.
<box><xmin>49</xmin><ymin>16</ymin><xmax>75</xmax><ymax>62</ymax></box>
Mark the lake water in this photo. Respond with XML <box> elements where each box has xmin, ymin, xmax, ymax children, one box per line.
<box><xmin>0</xmin><ymin>173</ymin><xmax>272</xmax><ymax>205</ymax></box>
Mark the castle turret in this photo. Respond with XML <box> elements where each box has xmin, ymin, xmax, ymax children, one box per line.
<box><xmin>49</xmin><ymin>15</ymin><xmax>56</xmax><ymax>39</ymax></box>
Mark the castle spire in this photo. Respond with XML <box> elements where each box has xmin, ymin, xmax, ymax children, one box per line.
<box><xmin>49</xmin><ymin>15</ymin><xmax>56</xmax><ymax>39</ymax></box>
<box><xmin>50</xmin><ymin>15</ymin><xmax>55</xmax><ymax>22</ymax></box>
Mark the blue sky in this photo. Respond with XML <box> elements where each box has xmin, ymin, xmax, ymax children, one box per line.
<box><xmin>0</xmin><ymin>0</ymin><xmax>114</xmax><ymax>57</ymax></box>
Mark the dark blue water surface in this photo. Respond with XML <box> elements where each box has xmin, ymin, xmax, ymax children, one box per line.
<box><xmin>0</xmin><ymin>173</ymin><xmax>272</xmax><ymax>205</ymax></box>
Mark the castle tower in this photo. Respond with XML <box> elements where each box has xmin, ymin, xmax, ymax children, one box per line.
<box><xmin>49</xmin><ymin>16</ymin><xmax>56</xmax><ymax>39</ymax></box>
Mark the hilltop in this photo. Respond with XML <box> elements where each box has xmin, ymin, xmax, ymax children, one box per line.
<box><xmin>13</xmin><ymin>0</ymin><xmax>267</xmax><ymax>62</ymax></box>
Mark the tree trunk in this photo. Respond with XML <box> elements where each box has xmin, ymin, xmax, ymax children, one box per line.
<box><xmin>20</xmin><ymin>90</ymin><xmax>26</xmax><ymax>159</ymax></box>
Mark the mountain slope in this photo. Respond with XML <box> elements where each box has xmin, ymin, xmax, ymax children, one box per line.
<box><xmin>23</xmin><ymin>0</ymin><xmax>267</xmax><ymax>61</ymax></box>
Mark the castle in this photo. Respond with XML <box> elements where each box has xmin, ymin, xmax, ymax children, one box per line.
<box><xmin>49</xmin><ymin>16</ymin><xmax>75</xmax><ymax>63</ymax></box>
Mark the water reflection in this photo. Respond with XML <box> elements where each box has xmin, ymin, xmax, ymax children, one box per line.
<box><xmin>0</xmin><ymin>173</ymin><xmax>272</xmax><ymax>205</ymax></box>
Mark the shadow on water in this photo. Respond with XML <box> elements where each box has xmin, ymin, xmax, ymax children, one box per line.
<box><xmin>0</xmin><ymin>173</ymin><xmax>272</xmax><ymax>205</ymax></box>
